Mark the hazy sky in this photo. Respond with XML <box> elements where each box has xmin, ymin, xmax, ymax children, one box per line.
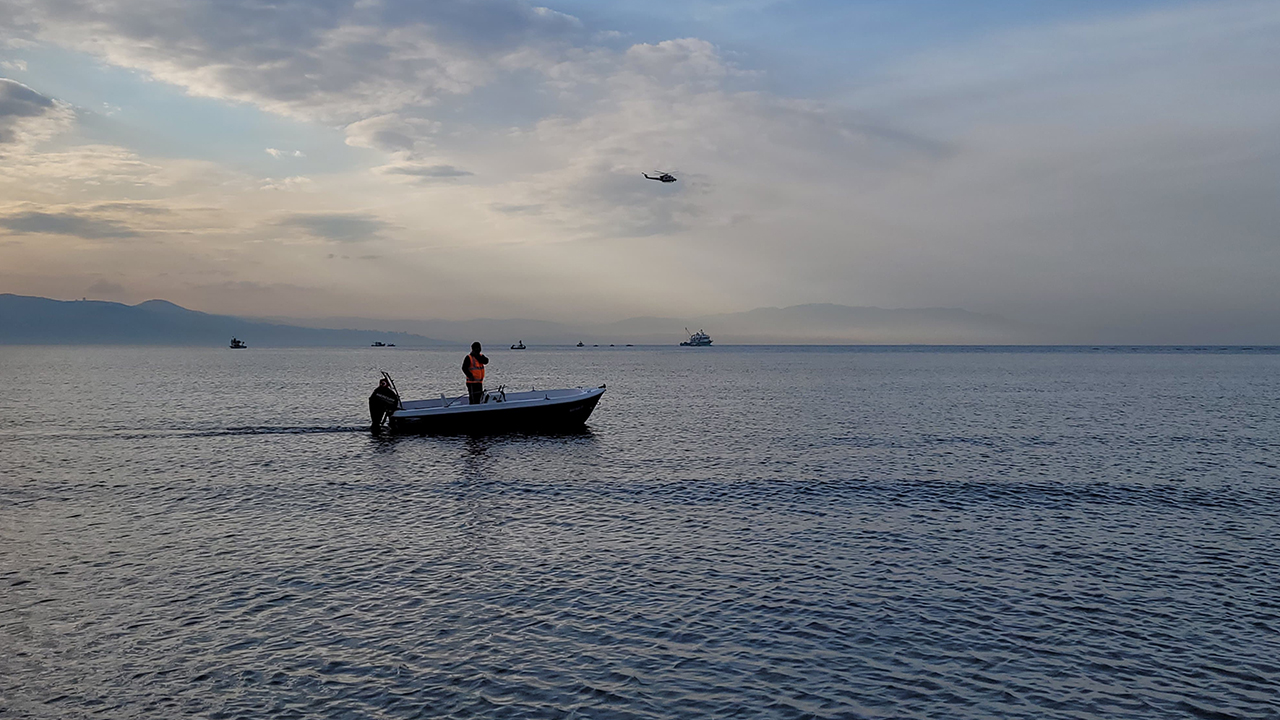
<box><xmin>1</xmin><ymin>0</ymin><xmax>1277</xmax><ymax>340</ymax></box>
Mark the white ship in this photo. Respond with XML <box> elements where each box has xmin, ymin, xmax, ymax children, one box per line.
<box><xmin>680</xmin><ymin>328</ymin><xmax>712</xmax><ymax>346</ymax></box>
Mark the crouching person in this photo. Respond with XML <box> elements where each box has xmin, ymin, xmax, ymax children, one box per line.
<box><xmin>369</xmin><ymin>378</ymin><xmax>400</xmax><ymax>430</ymax></box>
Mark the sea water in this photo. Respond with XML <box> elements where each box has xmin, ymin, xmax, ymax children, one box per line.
<box><xmin>2</xmin><ymin>346</ymin><xmax>1278</xmax><ymax>719</ymax></box>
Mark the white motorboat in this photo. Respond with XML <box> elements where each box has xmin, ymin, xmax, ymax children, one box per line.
<box><xmin>385</xmin><ymin>384</ymin><xmax>605</xmax><ymax>434</ymax></box>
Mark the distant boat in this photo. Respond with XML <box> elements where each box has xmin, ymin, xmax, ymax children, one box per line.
<box><xmin>576</xmin><ymin>342</ymin><xmax>585</xmax><ymax>347</ymax></box>
<box><xmin>680</xmin><ymin>328</ymin><xmax>712</xmax><ymax>346</ymax></box>
<box><xmin>511</xmin><ymin>341</ymin><xmax>526</xmax><ymax>350</ymax></box>
<box><xmin>229</xmin><ymin>337</ymin><xmax>247</xmax><ymax>349</ymax></box>
<box><xmin>371</xmin><ymin>341</ymin><xmax>386</xmax><ymax>347</ymax></box>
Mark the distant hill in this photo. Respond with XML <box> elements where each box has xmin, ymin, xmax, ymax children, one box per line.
<box><xmin>266</xmin><ymin>303</ymin><xmax>1025</xmax><ymax>345</ymax></box>
<box><xmin>0</xmin><ymin>294</ymin><xmax>447</xmax><ymax>347</ymax></box>
<box><xmin>1</xmin><ymin>294</ymin><xmax>1025</xmax><ymax>346</ymax></box>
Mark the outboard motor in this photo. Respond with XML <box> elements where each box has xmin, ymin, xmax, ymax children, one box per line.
<box><xmin>369</xmin><ymin>372</ymin><xmax>402</xmax><ymax>431</ymax></box>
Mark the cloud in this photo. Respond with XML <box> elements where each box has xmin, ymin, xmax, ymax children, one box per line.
<box><xmin>260</xmin><ymin>175</ymin><xmax>313</xmax><ymax>191</ymax></box>
<box><xmin>0</xmin><ymin>78</ymin><xmax>53</xmax><ymax>124</ymax></box>
<box><xmin>277</xmin><ymin>212</ymin><xmax>386</xmax><ymax>242</ymax></box>
<box><xmin>491</xmin><ymin>203</ymin><xmax>542</xmax><ymax>215</ymax></box>
<box><xmin>2</xmin><ymin>0</ymin><xmax>1278</xmax><ymax>338</ymax></box>
<box><xmin>85</xmin><ymin>202</ymin><xmax>173</xmax><ymax>215</ymax></box>
<box><xmin>452</xmin><ymin>39</ymin><xmax>936</xmax><ymax>239</ymax></box>
<box><xmin>0</xmin><ymin>144</ymin><xmax>165</xmax><ymax>187</ymax></box>
<box><xmin>87</xmin><ymin>278</ymin><xmax>126</xmax><ymax>296</ymax></box>
<box><xmin>380</xmin><ymin>162</ymin><xmax>473</xmax><ymax>179</ymax></box>
<box><xmin>343</xmin><ymin>114</ymin><xmax>430</xmax><ymax>151</ymax></box>
<box><xmin>6</xmin><ymin>0</ymin><xmax>588</xmax><ymax>124</ymax></box>
<box><xmin>624</xmin><ymin>38</ymin><xmax>736</xmax><ymax>85</ymax></box>
<box><xmin>0</xmin><ymin>210</ymin><xmax>139</xmax><ymax>238</ymax></box>
<box><xmin>0</xmin><ymin>78</ymin><xmax>73</xmax><ymax>148</ymax></box>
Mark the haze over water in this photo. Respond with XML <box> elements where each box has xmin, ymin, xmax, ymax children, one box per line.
<box><xmin>2</xmin><ymin>345</ymin><xmax>1278</xmax><ymax>719</ymax></box>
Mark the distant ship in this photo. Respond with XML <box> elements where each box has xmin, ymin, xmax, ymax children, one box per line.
<box><xmin>576</xmin><ymin>342</ymin><xmax>585</xmax><ymax>347</ymax></box>
<box><xmin>680</xmin><ymin>328</ymin><xmax>712</xmax><ymax>346</ymax></box>
<box><xmin>371</xmin><ymin>341</ymin><xmax>386</xmax><ymax>347</ymax></box>
<box><xmin>511</xmin><ymin>341</ymin><xmax>526</xmax><ymax>350</ymax></box>
<box><xmin>229</xmin><ymin>337</ymin><xmax>247</xmax><ymax>349</ymax></box>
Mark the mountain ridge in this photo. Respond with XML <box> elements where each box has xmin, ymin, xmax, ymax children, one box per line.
<box><xmin>0</xmin><ymin>294</ymin><xmax>448</xmax><ymax>347</ymax></box>
<box><xmin>1</xmin><ymin>293</ymin><xmax>1025</xmax><ymax>345</ymax></box>
<box><xmin>253</xmin><ymin>302</ymin><xmax>1024</xmax><ymax>345</ymax></box>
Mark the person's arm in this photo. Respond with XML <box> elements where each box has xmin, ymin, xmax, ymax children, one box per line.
<box><xmin>463</xmin><ymin>358</ymin><xmax>473</xmax><ymax>380</ymax></box>
<box><xmin>479</xmin><ymin>354</ymin><xmax>488</xmax><ymax>365</ymax></box>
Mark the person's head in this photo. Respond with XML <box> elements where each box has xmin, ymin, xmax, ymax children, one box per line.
<box><xmin>471</xmin><ymin>342</ymin><xmax>482</xmax><ymax>353</ymax></box>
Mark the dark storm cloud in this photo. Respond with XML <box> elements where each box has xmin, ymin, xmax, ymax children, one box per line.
<box><xmin>0</xmin><ymin>211</ymin><xmax>139</xmax><ymax>239</ymax></box>
<box><xmin>0</xmin><ymin>78</ymin><xmax>57</xmax><ymax>144</ymax></box>
<box><xmin>0</xmin><ymin>78</ymin><xmax>51</xmax><ymax>118</ymax></box>
<box><xmin>278</xmin><ymin>212</ymin><xmax>387</xmax><ymax>242</ymax></box>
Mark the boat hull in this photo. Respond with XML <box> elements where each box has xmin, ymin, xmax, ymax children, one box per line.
<box><xmin>387</xmin><ymin>387</ymin><xmax>604</xmax><ymax>434</ymax></box>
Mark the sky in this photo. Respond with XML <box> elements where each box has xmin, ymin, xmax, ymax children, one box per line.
<box><xmin>1</xmin><ymin>0</ymin><xmax>1277</xmax><ymax>341</ymax></box>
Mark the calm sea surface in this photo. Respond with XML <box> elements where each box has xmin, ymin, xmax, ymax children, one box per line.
<box><xmin>2</xmin><ymin>346</ymin><xmax>1278</xmax><ymax>719</ymax></box>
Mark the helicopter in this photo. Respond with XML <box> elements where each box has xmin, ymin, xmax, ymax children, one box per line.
<box><xmin>643</xmin><ymin>172</ymin><xmax>677</xmax><ymax>183</ymax></box>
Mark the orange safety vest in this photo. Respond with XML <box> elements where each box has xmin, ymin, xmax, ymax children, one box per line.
<box><xmin>465</xmin><ymin>353</ymin><xmax>485</xmax><ymax>383</ymax></box>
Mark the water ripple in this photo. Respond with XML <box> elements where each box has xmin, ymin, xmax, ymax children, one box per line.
<box><xmin>2</xmin><ymin>346</ymin><xmax>1279</xmax><ymax>718</ymax></box>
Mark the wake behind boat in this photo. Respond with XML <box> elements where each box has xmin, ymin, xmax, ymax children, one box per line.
<box><xmin>389</xmin><ymin>385</ymin><xmax>605</xmax><ymax>433</ymax></box>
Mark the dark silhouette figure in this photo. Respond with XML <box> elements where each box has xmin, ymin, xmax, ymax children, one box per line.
<box><xmin>368</xmin><ymin>378</ymin><xmax>400</xmax><ymax>430</ymax></box>
<box><xmin>463</xmin><ymin>342</ymin><xmax>489</xmax><ymax>405</ymax></box>
<box><xmin>643</xmin><ymin>172</ymin><xmax>677</xmax><ymax>183</ymax></box>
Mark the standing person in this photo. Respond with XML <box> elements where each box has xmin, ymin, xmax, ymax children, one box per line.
<box><xmin>463</xmin><ymin>342</ymin><xmax>489</xmax><ymax>404</ymax></box>
<box><xmin>368</xmin><ymin>377</ymin><xmax>400</xmax><ymax>430</ymax></box>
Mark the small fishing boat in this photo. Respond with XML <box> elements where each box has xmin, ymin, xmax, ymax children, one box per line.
<box><xmin>511</xmin><ymin>341</ymin><xmax>526</xmax><ymax>350</ymax></box>
<box><xmin>229</xmin><ymin>337</ymin><xmax>247</xmax><ymax>349</ymax></box>
<box><xmin>383</xmin><ymin>380</ymin><xmax>605</xmax><ymax>434</ymax></box>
